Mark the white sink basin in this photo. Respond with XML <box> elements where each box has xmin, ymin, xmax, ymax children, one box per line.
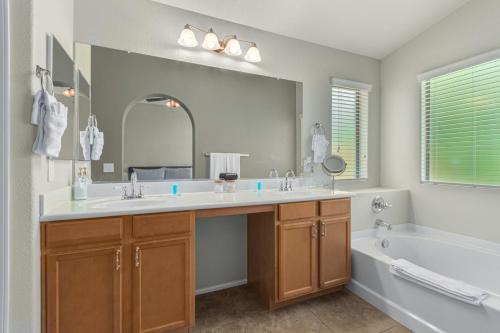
<box><xmin>87</xmin><ymin>197</ymin><xmax>167</xmax><ymax>210</ymax></box>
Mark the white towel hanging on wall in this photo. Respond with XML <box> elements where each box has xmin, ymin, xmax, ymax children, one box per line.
<box><xmin>31</xmin><ymin>69</ymin><xmax>68</xmax><ymax>159</ymax></box>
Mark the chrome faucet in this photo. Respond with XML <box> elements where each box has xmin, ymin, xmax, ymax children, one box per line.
<box><xmin>375</xmin><ymin>218</ymin><xmax>392</xmax><ymax>231</ymax></box>
<box><xmin>117</xmin><ymin>172</ymin><xmax>145</xmax><ymax>200</ymax></box>
<box><xmin>281</xmin><ymin>169</ymin><xmax>296</xmax><ymax>191</ymax></box>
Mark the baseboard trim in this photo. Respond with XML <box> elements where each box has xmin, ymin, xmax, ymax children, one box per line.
<box><xmin>347</xmin><ymin>279</ymin><xmax>443</xmax><ymax>333</ymax></box>
<box><xmin>195</xmin><ymin>279</ymin><xmax>247</xmax><ymax>295</ymax></box>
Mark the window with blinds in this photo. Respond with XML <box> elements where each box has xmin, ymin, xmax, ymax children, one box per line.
<box><xmin>421</xmin><ymin>56</ymin><xmax>500</xmax><ymax>186</ymax></box>
<box><xmin>331</xmin><ymin>80</ymin><xmax>369</xmax><ymax>180</ymax></box>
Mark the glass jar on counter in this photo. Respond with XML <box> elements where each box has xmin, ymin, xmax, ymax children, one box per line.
<box><xmin>214</xmin><ymin>179</ymin><xmax>225</xmax><ymax>193</ymax></box>
<box><xmin>224</xmin><ymin>180</ymin><xmax>237</xmax><ymax>193</ymax></box>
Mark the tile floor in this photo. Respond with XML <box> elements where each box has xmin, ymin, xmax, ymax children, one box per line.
<box><xmin>194</xmin><ymin>286</ymin><xmax>412</xmax><ymax>333</ymax></box>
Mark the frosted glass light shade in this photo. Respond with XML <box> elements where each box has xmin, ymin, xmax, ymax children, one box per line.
<box><xmin>165</xmin><ymin>99</ymin><xmax>180</xmax><ymax>108</ymax></box>
<box><xmin>202</xmin><ymin>29</ymin><xmax>221</xmax><ymax>50</ymax></box>
<box><xmin>178</xmin><ymin>26</ymin><xmax>198</xmax><ymax>48</ymax></box>
<box><xmin>244</xmin><ymin>45</ymin><xmax>262</xmax><ymax>63</ymax></box>
<box><xmin>224</xmin><ymin>38</ymin><xmax>242</xmax><ymax>56</ymax></box>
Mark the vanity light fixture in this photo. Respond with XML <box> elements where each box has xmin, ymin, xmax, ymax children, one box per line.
<box><xmin>202</xmin><ymin>28</ymin><xmax>221</xmax><ymax>51</ymax></box>
<box><xmin>177</xmin><ymin>24</ymin><xmax>262</xmax><ymax>63</ymax></box>
<box><xmin>223</xmin><ymin>36</ymin><xmax>242</xmax><ymax>56</ymax></box>
<box><xmin>177</xmin><ymin>24</ymin><xmax>198</xmax><ymax>48</ymax></box>
<box><xmin>165</xmin><ymin>99</ymin><xmax>180</xmax><ymax>108</ymax></box>
<box><xmin>63</xmin><ymin>87</ymin><xmax>75</xmax><ymax>97</ymax></box>
<box><xmin>244</xmin><ymin>43</ymin><xmax>262</xmax><ymax>63</ymax></box>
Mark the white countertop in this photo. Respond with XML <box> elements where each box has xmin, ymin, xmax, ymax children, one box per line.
<box><xmin>40</xmin><ymin>187</ymin><xmax>354</xmax><ymax>222</ymax></box>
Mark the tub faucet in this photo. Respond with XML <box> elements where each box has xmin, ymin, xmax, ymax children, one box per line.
<box><xmin>375</xmin><ymin>218</ymin><xmax>392</xmax><ymax>231</ymax></box>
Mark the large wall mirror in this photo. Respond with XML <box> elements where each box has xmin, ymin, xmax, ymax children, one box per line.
<box><xmin>48</xmin><ymin>35</ymin><xmax>75</xmax><ymax>160</ymax></box>
<box><xmin>73</xmin><ymin>43</ymin><xmax>302</xmax><ymax>182</ymax></box>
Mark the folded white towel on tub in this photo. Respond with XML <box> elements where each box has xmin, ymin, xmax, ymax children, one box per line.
<box><xmin>390</xmin><ymin>258</ymin><xmax>488</xmax><ymax>306</ymax></box>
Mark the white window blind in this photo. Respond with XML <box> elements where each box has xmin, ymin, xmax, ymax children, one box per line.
<box><xmin>331</xmin><ymin>79</ymin><xmax>370</xmax><ymax>180</ymax></box>
<box><xmin>421</xmin><ymin>56</ymin><xmax>500</xmax><ymax>186</ymax></box>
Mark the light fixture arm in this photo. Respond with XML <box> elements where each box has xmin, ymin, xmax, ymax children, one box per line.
<box><xmin>185</xmin><ymin>24</ymin><xmax>211</xmax><ymax>34</ymax></box>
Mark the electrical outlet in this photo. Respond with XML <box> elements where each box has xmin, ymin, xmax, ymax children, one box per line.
<box><xmin>103</xmin><ymin>163</ymin><xmax>114</xmax><ymax>173</ymax></box>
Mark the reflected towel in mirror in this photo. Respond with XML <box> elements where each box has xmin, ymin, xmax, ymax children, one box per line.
<box><xmin>209</xmin><ymin>153</ymin><xmax>241</xmax><ymax>179</ymax></box>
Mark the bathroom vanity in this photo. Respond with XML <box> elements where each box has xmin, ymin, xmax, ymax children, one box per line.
<box><xmin>40</xmin><ymin>190</ymin><xmax>352</xmax><ymax>333</ymax></box>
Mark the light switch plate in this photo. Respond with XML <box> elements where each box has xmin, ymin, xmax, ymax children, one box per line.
<box><xmin>103</xmin><ymin>163</ymin><xmax>114</xmax><ymax>173</ymax></box>
<box><xmin>48</xmin><ymin>159</ymin><xmax>55</xmax><ymax>182</ymax></box>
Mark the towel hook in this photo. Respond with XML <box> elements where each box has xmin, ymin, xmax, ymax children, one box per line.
<box><xmin>313</xmin><ymin>122</ymin><xmax>325</xmax><ymax>135</ymax></box>
<box><xmin>35</xmin><ymin>65</ymin><xmax>54</xmax><ymax>95</ymax></box>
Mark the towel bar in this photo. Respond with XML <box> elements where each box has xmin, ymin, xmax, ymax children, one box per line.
<box><xmin>204</xmin><ymin>153</ymin><xmax>250</xmax><ymax>157</ymax></box>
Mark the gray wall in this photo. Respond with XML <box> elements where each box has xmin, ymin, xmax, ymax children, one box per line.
<box><xmin>381</xmin><ymin>0</ymin><xmax>500</xmax><ymax>243</ymax></box>
<box><xmin>90</xmin><ymin>45</ymin><xmax>298</xmax><ymax>181</ymax></box>
<box><xmin>124</xmin><ymin>103</ymin><xmax>192</xmax><ymax>176</ymax></box>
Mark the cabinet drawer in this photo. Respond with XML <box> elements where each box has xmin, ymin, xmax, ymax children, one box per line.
<box><xmin>278</xmin><ymin>201</ymin><xmax>316</xmax><ymax>221</ymax></box>
<box><xmin>132</xmin><ymin>212</ymin><xmax>193</xmax><ymax>238</ymax></box>
<box><xmin>45</xmin><ymin>217</ymin><xmax>124</xmax><ymax>249</ymax></box>
<box><xmin>319</xmin><ymin>199</ymin><xmax>350</xmax><ymax>217</ymax></box>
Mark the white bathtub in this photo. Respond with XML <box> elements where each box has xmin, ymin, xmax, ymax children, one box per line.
<box><xmin>348</xmin><ymin>224</ymin><xmax>500</xmax><ymax>333</ymax></box>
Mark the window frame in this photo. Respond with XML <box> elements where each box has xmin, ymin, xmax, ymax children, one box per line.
<box><xmin>330</xmin><ymin>78</ymin><xmax>371</xmax><ymax>181</ymax></box>
<box><xmin>418</xmin><ymin>48</ymin><xmax>500</xmax><ymax>188</ymax></box>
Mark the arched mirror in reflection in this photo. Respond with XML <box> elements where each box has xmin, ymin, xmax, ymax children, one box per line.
<box><xmin>122</xmin><ymin>94</ymin><xmax>194</xmax><ymax>181</ymax></box>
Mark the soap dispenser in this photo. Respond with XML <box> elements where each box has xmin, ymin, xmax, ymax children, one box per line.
<box><xmin>72</xmin><ymin>168</ymin><xmax>89</xmax><ymax>200</ymax></box>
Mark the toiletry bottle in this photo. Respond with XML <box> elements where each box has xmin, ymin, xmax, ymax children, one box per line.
<box><xmin>72</xmin><ymin>168</ymin><xmax>89</xmax><ymax>200</ymax></box>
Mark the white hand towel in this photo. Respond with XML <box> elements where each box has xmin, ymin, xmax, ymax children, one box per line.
<box><xmin>312</xmin><ymin>134</ymin><xmax>329</xmax><ymax>164</ymax></box>
<box><xmin>80</xmin><ymin>130</ymin><xmax>91</xmax><ymax>160</ymax></box>
<box><xmin>390</xmin><ymin>259</ymin><xmax>488</xmax><ymax>306</ymax></box>
<box><xmin>32</xmin><ymin>90</ymin><xmax>48</xmax><ymax>155</ymax></box>
<box><xmin>31</xmin><ymin>90</ymin><xmax>68</xmax><ymax>158</ymax></box>
<box><xmin>225</xmin><ymin>153</ymin><xmax>241</xmax><ymax>176</ymax></box>
<box><xmin>209</xmin><ymin>153</ymin><xmax>241</xmax><ymax>179</ymax></box>
<box><xmin>31</xmin><ymin>90</ymin><xmax>45</xmax><ymax>125</ymax></box>
<box><xmin>42</xmin><ymin>94</ymin><xmax>68</xmax><ymax>158</ymax></box>
<box><xmin>91</xmin><ymin>130</ymin><xmax>104</xmax><ymax>161</ymax></box>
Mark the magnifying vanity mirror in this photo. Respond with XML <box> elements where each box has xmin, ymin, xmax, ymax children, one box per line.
<box><xmin>322</xmin><ymin>155</ymin><xmax>347</xmax><ymax>191</ymax></box>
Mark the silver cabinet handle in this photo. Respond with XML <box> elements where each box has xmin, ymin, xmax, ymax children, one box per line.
<box><xmin>321</xmin><ymin>222</ymin><xmax>326</xmax><ymax>237</ymax></box>
<box><xmin>115</xmin><ymin>249</ymin><xmax>121</xmax><ymax>271</ymax></box>
<box><xmin>311</xmin><ymin>224</ymin><xmax>318</xmax><ymax>239</ymax></box>
<box><xmin>135</xmin><ymin>247</ymin><xmax>140</xmax><ymax>267</ymax></box>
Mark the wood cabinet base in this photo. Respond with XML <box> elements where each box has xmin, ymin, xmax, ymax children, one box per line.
<box><xmin>41</xmin><ymin>198</ymin><xmax>350</xmax><ymax>332</ymax></box>
<box><xmin>248</xmin><ymin>199</ymin><xmax>351</xmax><ymax>310</ymax></box>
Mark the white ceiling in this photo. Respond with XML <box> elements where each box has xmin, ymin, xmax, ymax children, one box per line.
<box><xmin>153</xmin><ymin>0</ymin><xmax>470</xmax><ymax>59</ymax></box>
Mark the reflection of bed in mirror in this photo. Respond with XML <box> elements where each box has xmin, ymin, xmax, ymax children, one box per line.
<box><xmin>128</xmin><ymin>166</ymin><xmax>193</xmax><ymax>181</ymax></box>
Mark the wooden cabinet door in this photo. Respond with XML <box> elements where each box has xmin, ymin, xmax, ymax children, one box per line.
<box><xmin>46</xmin><ymin>246</ymin><xmax>123</xmax><ymax>333</ymax></box>
<box><xmin>278</xmin><ymin>220</ymin><xmax>317</xmax><ymax>301</ymax></box>
<box><xmin>133</xmin><ymin>237</ymin><xmax>194</xmax><ymax>333</ymax></box>
<box><xmin>319</xmin><ymin>217</ymin><xmax>351</xmax><ymax>289</ymax></box>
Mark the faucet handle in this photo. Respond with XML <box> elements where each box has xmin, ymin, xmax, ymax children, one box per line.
<box><xmin>372</xmin><ymin>196</ymin><xmax>392</xmax><ymax>213</ymax></box>
<box><xmin>269</xmin><ymin>168</ymin><xmax>279</xmax><ymax>179</ymax></box>
<box><xmin>114</xmin><ymin>185</ymin><xmax>128</xmax><ymax>199</ymax></box>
